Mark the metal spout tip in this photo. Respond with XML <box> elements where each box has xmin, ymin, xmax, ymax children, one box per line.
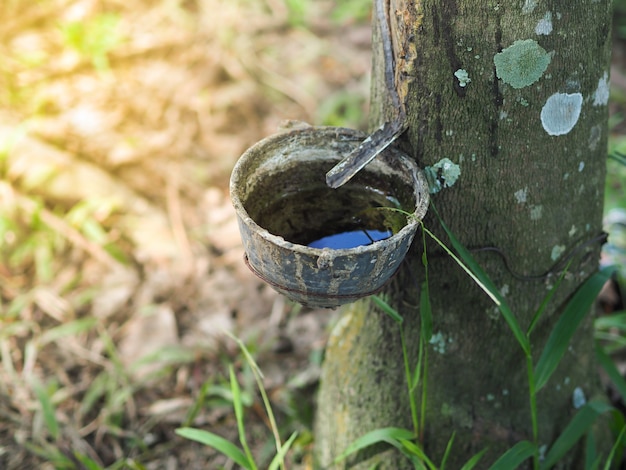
<box><xmin>325</xmin><ymin>169</ymin><xmax>348</xmax><ymax>189</ymax></box>
<box><xmin>324</xmin><ymin>119</ymin><xmax>407</xmax><ymax>189</ymax></box>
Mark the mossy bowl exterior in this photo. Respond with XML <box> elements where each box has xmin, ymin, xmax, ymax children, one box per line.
<box><xmin>230</xmin><ymin>126</ymin><xmax>429</xmax><ymax>308</ymax></box>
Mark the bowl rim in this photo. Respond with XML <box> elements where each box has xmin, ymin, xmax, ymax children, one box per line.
<box><xmin>229</xmin><ymin>126</ymin><xmax>429</xmax><ymax>256</ymax></box>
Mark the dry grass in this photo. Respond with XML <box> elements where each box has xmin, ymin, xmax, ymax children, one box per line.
<box><xmin>0</xmin><ymin>0</ymin><xmax>371</xmax><ymax>467</ymax></box>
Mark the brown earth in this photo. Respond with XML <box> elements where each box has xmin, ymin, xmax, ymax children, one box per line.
<box><xmin>0</xmin><ymin>1</ymin><xmax>372</xmax><ymax>468</ymax></box>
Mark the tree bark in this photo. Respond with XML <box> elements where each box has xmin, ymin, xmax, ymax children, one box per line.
<box><xmin>315</xmin><ymin>1</ymin><xmax>613</xmax><ymax>468</ymax></box>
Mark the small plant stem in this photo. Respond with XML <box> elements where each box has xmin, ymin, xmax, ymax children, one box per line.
<box><xmin>255</xmin><ymin>372</ymin><xmax>285</xmax><ymax>469</ymax></box>
<box><xmin>229</xmin><ymin>366</ymin><xmax>257</xmax><ymax>469</ymax></box>
<box><xmin>420</xmin><ymin>345</ymin><xmax>428</xmax><ymax>444</ymax></box>
<box><xmin>526</xmin><ymin>353</ymin><xmax>539</xmax><ymax>470</ymax></box>
<box><xmin>226</xmin><ymin>332</ymin><xmax>286</xmax><ymax>470</ymax></box>
<box><xmin>421</xmin><ymin>226</ymin><xmax>501</xmax><ymax>307</ymax></box>
<box><xmin>419</xmin><ymin>224</ymin><xmax>430</xmax><ymax>444</ymax></box>
<box><xmin>401</xmin><ymin>328</ymin><xmax>419</xmax><ymax>438</ymax></box>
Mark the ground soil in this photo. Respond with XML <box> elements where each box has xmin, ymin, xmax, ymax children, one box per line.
<box><xmin>0</xmin><ymin>1</ymin><xmax>372</xmax><ymax>468</ymax></box>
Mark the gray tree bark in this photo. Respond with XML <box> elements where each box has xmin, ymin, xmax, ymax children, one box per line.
<box><xmin>315</xmin><ymin>1</ymin><xmax>613</xmax><ymax>468</ymax></box>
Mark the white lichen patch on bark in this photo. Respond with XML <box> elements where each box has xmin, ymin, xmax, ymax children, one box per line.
<box><xmin>551</xmin><ymin>244</ymin><xmax>566</xmax><ymax>261</ymax></box>
<box><xmin>535</xmin><ymin>11</ymin><xmax>553</xmax><ymax>35</ymax></box>
<box><xmin>540</xmin><ymin>92</ymin><xmax>583</xmax><ymax>136</ymax></box>
<box><xmin>425</xmin><ymin>158</ymin><xmax>461</xmax><ymax>194</ymax></box>
<box><xmin>514</xmin><ymin>187</ymin><xmax>528</xmax><ymax>204</ymax></box>
<box><xmin>454</xmin><ymin>68</ymin><xmax>471</xmax><ymax>87</ymax></box>
<box><xmin>593</xmin><ymin>71</ymin><xmax>610</xmax><ymax>106</ymax></box>
<box><xmin>530</xmin><ymin>204</ymin><xmax>543</xmax><ymax>220</ymax></box>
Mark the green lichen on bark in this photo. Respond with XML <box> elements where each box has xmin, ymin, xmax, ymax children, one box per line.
<box><xmin>494</xmin><ymin>39</ymin><xmax>551</xmax><ymax>89</ymax></box>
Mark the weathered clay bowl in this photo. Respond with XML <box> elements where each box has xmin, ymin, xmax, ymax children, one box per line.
<box><xmin>230</xmin><ymin>126</ymin><xmax>429</xmax><ymax>308</ymax></box>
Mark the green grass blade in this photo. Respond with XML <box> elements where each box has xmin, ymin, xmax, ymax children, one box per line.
<box><xmin>460</xmin><ymin>448</ymin><xmax>488</xmax><ymax>470</ymax></box>
<box><xmin>603</xmin><ymin>425</ymin><xmax>626</xmax><ymax>470</ymax></box>
<box><xmin>595</xmin><ymin>311</ymin><xmax>626</xmax><ymax>331</ymax></box>
<box><xmin>32</xmin><ymin>380</ymin><xmax>59</xmax><ymax>441</ymax></box>
<box><xmin>418</xmin><ymin>339</ymin><xmax>428</xmax><ymax>445</ymax></box>
<box><xmin>488</xmin><ymin>440</ymin><xmax>536</xmax><ymax>470</ymax></box>
<box><xmin>426</xmin><ymin>220</ymin><xmax>530</xmax><ymax>355</ymax></box>
<box><xmin>585</xmin><ymin>429</ymin><xmax>599</xmax><ymax>470</ymax></box>
<box><xmin>420</xmin><ymin>281</ymin><xmax>433</xmax><ymax>342</ymax></box>
<box><xmin>399</xmin><ymin>328</ymin><xmax>419</xmax><ymax>438</ymax></box>
<box><xmin>39</xmin><ymin>317</ymin><xmax>97</xmax><ymax>346</ymax></box>
<box><xmin>224</xmin><ymin>331</ymin><xmax>264</xmax><ymax>379</ymax></box>
<box><xmin>440</xmin><ymin>432</ymin><xmax>455</xmax><ymax>470</ymax></box>
<box><xmin>422</xmin><ymin>225</ymin><xmax>500</xmax><ymax>306</ymax></box>
<box><xmin>22</xmin><ymin>442</ymin><xmax>74</xmax><ymax>467</ymax></box>
<box><xmin>229</xmin><ymin>365</ymin><xmax>256</xmax><ymax>470</ymax></box>
<box><xmin>594</xmin><ymin>332</ymin><xmax>626</xmax><ymax>354</ymax></box>
<box><xmin>540</xmin><ymin>400</ymin><xmax>614</xmax><ymax>469</ymax></box>
<box><xmin>534</xmin><ymin>267</ymin><xmax>613</xmax><ymax>391</ymax></box>
<box><xmin>73</xmin><ymin>452</ymin><xmax>103</xmax><ymax>470</ymax></box>
<box><xmin>333</xmin><ymin>427</ymin><xmax>415</xmax><ymax>464</ymax></box>
<box><xmin>527</xmin><ymin>260</ymin><xmax>571</xmax><ymax>337</ymax></box>
<box><xmin>420</xmin><ymin>226</ymin><xmax>433</xmax><ymax>342</ymax></box>
<box><xmin>399</xmin><ymin>439</ymin><xmax>437</xmax><ymax>470</ymax></box>
<box><xmin>372</xmin><ymin>295</ymin><xmax>403</xmax><ymax>324</ymax></box>
<box><xmin>224</xmin><ymin>331</ymin><xmax>285</xmax><ymax>467</ymax></box>
<box><xmin>268</xmin><ymin>432</ymin><xmax>298</xmax><ymax>470</ymax></box>
<box><xmin>175</xmin><ymin>427</ymin><xmax>252</xmax><ymax>469</ymax></box>
<box><xmin>78</xmin><ymin>371</ymin><xmax>109</xmax><ymax>419</ymax></box>
<box><xmin>411</xmin><ymin>340</ymin><xmax>423</xmax><ymax>391</ymax></box>
<box><xmin>182</xmin><ymin>379</ymin><xmax>213</xmax><ymax>427</ymax></box>
<box><xmin>595</xmin><ymin>343</ymin><xmax>626</xmax><ymax>403</ymax></box>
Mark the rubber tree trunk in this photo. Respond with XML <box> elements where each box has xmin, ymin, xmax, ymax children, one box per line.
<box><xmin>315</xmin><ymin>1</ymin><xmax>612</xmax><ymax>468</ymax></box>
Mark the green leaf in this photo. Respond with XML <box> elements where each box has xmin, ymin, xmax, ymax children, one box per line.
<box><xmin>420</xmin><ymin>280</ymin><xmax>433</xmax><ymax>342</ymax></box>
<box><xmin>440</xmin><ymin>432</ymin><xmax>455</xmax><ymax>470</ymax></box>
<box><xmin>595</xmin><ymin>344</ymin><xmax>626</xmax><ymax>404</ymax></box>
<box><xmin>229</xmin><ymin>365</ymin><xmax>256</xmax><ymax>469</ymax></box>
<box><xmin>488</xmin><ymin>441</ymin><xmax>536</xmax><ymax>470</ymax></box>
<box><xmin>104</xmin><ymin>241</ymin><xmax>130</xmax><ymax>264</ymax></box>
<box><xmin>585</xmin><ymin>430</ymin><xmax>600</xmax><ymax>470</ymax></box>
<box><xmin>540</xmin><ymin>401</ymin><xmax>614</xmax><ymax>469</ymax></box>
<box><xmin>39</xmin><ymin>317</ymin><xmax>97</xmax><ymax>346</ymax></box>
<box><xmin>73</xmin><ymin>452</ymin><xmax>104</xmax><ymax>470</ymax></box>
<box><xmin>78</xmin><ymin>371</ymin><xmax>109</xmax><ymax>418</ymax></box>
<box><xmin>372</xmin><ymin>295</ymin><xmax>403</xmax><ymax>324</ymax></box>
<box><xmin>32</xmin><ymin>379</ymin><xmax>59</xmax><ymax>441</ymax></box>
<box><xmin>399</xmin><ymin>439</ymin><xmax>437</xmax><ymax>469</ymax></box>
<box><xmin>130</xmin><ymin>345</ymin><xmax>196</xmax><ymax>370</ymax></box>
<box><xmin>587</xmin><ymin>457</ymin><xmax>602</xmax><ymax>470</ymax></box>
<box><xmin>534</xmin><ymin>267</ymin><xmax>613</xmax><ymax>391</ymax></box>
<box><xmin>333</xmin><ymin>427</ymin><xmax>415</xmax><ymax>464</ymax></box>
<box><xmin>82</xmin><ymin>219</ymin><xmax>108</xmax><ymax>244</ymax></box>
<box><xmin>411</xmin><ymin>341</ymin><xmax>424</xmax><ymax>391</ymax></box>
<box><xmin>595</xmin><ymin>311</ymin><xmax>626</xmax><ymax>331</ymax></box>
<box><xmin>604</xmin><ymin>425</ymin><xmax>626</xmax><ymax>470</ymax></box>
<box><xmin>268</xmin><ymin>432</ymin><xmax>298</xmax><ymax>470</ymax></box>
<box><xmin>183</xmin><ymin>379</ymin><xmax>213</xmax><ymax>427</ymax></box>
<box><xmin>22</xmin><ymin>441</ymin><xmax>74</xmax><ymax>467</ymax></box>
<box><xmin>460</xmin><ymin>448</ymin><xmax>488</xmax><ymax>470</ymax></box>
<box><xmin>35</xmin><ymin>242</ymin><xmax>54</xmax><ymax>283</ymax></box>
<box><xmin>223</xmin><ymin>331</ymin><xmax>285</xmax><ymax>465</ymax></box>
<box><xmin>420</xmin><ymin>228</ymin><xmax>433</xmax><ymax>342</ymax></box>
<box><xmin>175</xmin><ymin>427</ymin><xmax>252</xmax><ymax>469</ymax></box>
<box><xmin>428</xmin><ymin>217</ymin><xmax>530</xmax><ymax>355</ymax></box>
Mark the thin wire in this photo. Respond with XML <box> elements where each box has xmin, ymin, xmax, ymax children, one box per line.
<box><xmin>396</xmin><ymin>230</ymin><xmax>608</xmax><ymax>286</ymax></box>
<box><xmin>467</xmin><ymin>232</ymin><xmax>608</xmax><ymax>281</ymax></box>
